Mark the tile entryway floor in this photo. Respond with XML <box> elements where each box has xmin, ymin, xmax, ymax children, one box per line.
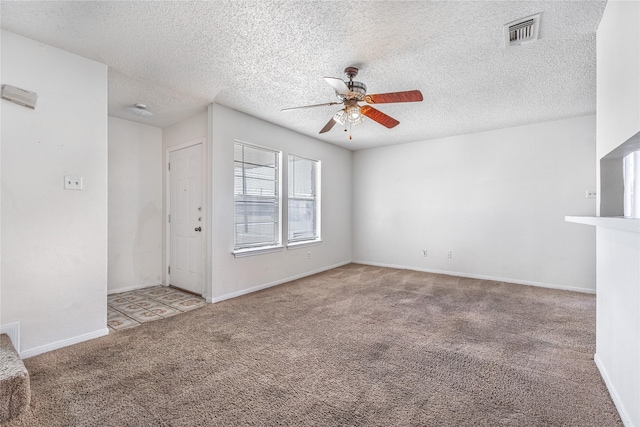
<box><xmin>107</xmin><ymin>286</ymin><xmax>206</xmax><ymax>332</ymax></box>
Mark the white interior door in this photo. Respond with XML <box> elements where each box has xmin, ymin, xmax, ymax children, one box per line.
<box><xmin>169</xmin><ymin>143</ymin><xmax>203</xmax><ymax>295</ymax></box>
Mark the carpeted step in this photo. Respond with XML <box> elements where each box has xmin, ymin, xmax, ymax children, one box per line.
<box><xmin>0</xmin><ymin>333</ymin><xmax>30</xmax><ymax>422</ymax></box>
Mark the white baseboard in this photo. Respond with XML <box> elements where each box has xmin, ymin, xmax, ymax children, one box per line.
<box><xmin>594</xmin><ymin>353</ymin><xmax>634</xmax><ymax>427</ymax></box>
<box><xmin>107</xmin><ymin>283</ymin><xmax>164</xmax><ymax>295</ymax></box>
<box><xmin>352</xmin><ymin>260</ymin><xmax>596</xmax><ymax>294</ymax></box>
<box><xmin>20</xmin><ymin>328</ymin><xmax>110</xmax><ymax>359</ymax></box>
<box><xmin>0</xmin><ymin>322</ymin><xmax>20</xmax><ymax>353</ymax></box>
<box><xmin>208</xmin><ymin>261</ymin><xmax>352</xmax><ymax>303</ymax></box>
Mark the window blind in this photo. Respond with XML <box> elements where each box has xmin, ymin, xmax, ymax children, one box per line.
<box><xmin>234</xmin><ymin>143</ymin><xmax>280</xmax><ymax>249</ymax></box>
<box><xmin>288</xmin><ymin>155</ymin><xmax>319</xmax><ymax>243</ymax></box>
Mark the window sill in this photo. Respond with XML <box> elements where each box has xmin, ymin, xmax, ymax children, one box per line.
<box><xmin>232</xmin><ymin>245</ymin><xmax>284</xmax><ymax>258</ymax></box>
<box><xmin>287</xmin><ymin>239</ymin><xmax>322</xmax><ymax>249</ymax></box>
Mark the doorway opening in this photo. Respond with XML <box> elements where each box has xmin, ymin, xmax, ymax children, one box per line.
<box><xmin>166</xmin><ymin>139</ymin><xmax>205</xmax><ymax>296</ymax></box>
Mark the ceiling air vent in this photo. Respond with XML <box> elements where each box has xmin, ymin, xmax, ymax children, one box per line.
<box><xmin>504</xmin><ymin>14</ymin><xmax>540</xmax><ymax>47</ymax></box>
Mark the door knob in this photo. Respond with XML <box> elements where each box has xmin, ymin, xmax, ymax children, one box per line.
<box><xmin>195</xmin><ymin>227</ymin><xmax>202</xmax><ymax>232</ymax></box>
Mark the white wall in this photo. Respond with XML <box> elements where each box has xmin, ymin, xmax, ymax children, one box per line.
<box><xmin>594</xmin><ymin>2</ymin><xmax>640</xmax><ymax>426</ymax></box>
<box><xmin>0</xmin><ymin>30</ymin><xmax>108</xmax><ymax>357</ymax></box>
<box><xmin>595</xmin><ymin>226</ymin><xmax>640</xmax><ymax>427</ymax></box>
<box><xmin>108</xmin><ymin>117</ymin><xmax>163</xmax><ymax>294</ymax></box>
<box><xmin>209</xmin><ymin>104</ymin><xmax>352</xmax><ymax>301</ymax></box>
<box><xmin>596</xmin><ymin>0</ymin><xmax>640</xmax><ymax>218</ymax></box>
<box><xmin>353</xmin><ymin>115</ymin><xmax>597</xmax><ymax>292</ymax></box>
<box><xmin>163</xmin><ymin>111</ymin><xmax>208</xmax><ymax>150</ymax></box>
<box><xmin>596</xmin><ymin>0</ymin><xmax>640</xmax><ymax>160</ymax></box>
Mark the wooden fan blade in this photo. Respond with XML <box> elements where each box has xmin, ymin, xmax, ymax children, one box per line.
<box><xmin>364</xmin><ymin>90</ymin><xmax>423</xmax><ymax>104</ymax></box>
<box><xmin>360</xmin><ymin>105</ymin><xmax>400</xmax><ymax>129</ymax></box>
<box><xmin>324</xmin><ymin>77</ymin><xmax>350</xmax><ymax>95</ymax></box>
<box><xmin>281</xmin><ymin>101</ymin><xmax>341</xmax><ymax>112</ymax></box>
<box><xmin>319</xmin><ymin>117</ymin><xmax>338</xmax><ymax>134</ymax></box>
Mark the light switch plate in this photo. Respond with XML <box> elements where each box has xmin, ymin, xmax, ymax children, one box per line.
<box><xmin>64</xmin><ymin>175</ymin><xmax>83</xmax><ymax>190</ymax></box>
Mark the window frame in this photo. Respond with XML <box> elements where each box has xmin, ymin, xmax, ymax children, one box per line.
<box><xmin>287</xmin><ymin>154</ymin><xmax>321</xmax><ymax>246</ymax></box>
<box><xmin>232</xmin><ymin>140</ymin><xmax>283</xmax><ymax>257</ymax></box>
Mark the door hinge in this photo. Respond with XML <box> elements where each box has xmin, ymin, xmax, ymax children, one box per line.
<box><xmin>168</xmin><ymin>214</ymin><xmax>170</xmax><ymax>223</ymax></box>
<box><xmin>168</xmin><ymin>266</ymin><xmax>170</xmax><ymax>274</ymax></box>
<box><xmin>168</xmin><ymin>162</ymin><xmax>170</xmax><ymax>171</ymax></box>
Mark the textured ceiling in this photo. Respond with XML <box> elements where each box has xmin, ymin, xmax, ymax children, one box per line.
<box><xmin>0</xmin><ymin>1</ymin><xmax>606</xmax><ymax>150</ymax></box>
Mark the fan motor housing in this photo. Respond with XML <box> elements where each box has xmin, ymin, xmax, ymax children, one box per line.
<box><xmin>336</xmin><ymin>80</ymin><xmax>367</xmax><ymax>101</ymax></box>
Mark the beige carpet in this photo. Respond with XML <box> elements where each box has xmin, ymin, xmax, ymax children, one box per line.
<box><xmin>3</xmin><ymin>264</ymin><xmax>621</xmax><ymax>426</ymax></box>
<box><xmin>0</xmin><ymin>334</ymin><xmax>30</xmax><ymax>422</ymax></box>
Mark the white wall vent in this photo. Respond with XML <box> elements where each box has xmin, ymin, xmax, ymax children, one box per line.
<box><xmin>1</xmin><ymin>84</ymin><xmax>37</xmax><ymax>109</ymax></box>
<box><xmin>504</xmin><ymin>14</ymin><xmax>541</xmax><ymax>47</ymax></box>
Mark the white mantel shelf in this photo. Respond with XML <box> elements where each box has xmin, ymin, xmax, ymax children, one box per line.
<box><xmin>565</xmin><ymin>216</ymin><xmax>640</xmax><ymax>233</ymax></box>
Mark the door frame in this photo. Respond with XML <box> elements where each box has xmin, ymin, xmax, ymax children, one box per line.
<box><xmin>165</xmin><ymin>137</ymin><xmax>207</xmax><ymax>297</ymax></box>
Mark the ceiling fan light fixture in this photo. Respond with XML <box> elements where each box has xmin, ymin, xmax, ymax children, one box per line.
<box><xmin>334</xmin><ymin>106</ymin><xmax>365</xmax><ymax>127</ymax></box>
<box><xmin>282</xmin><ymin>65</ymin><xmax>423</xmax><ymax>138</ymax></box>
<box><xmin>333</xmin><ymin>109</ymin><xmax>347</xmax><ymax>125</ymax></box>
<box><xmin>127</xmin><ymin>103</ymin><xmax>154</xmax><ymax>118</ymax></box>
<box><xmin>346</xmin><ymin>105</ymin><xmax>365</xmax><ymax>125</ymax></box>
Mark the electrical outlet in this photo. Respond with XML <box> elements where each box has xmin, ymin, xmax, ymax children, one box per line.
<box><xmin>307</xmin><ymin>251</ymin><xmax>311</xmax><ymax>259</ymax></box>
<box><xmin>586</xmin><ymin>190</ymin><xmax>596</xmax><ymax>199</ymax></box>
<box><xmin>422</xmin><ymin>250</ymin><xmax>428</xmax><ymax>257</ymax></box>
<box><xmin>64</xmin><ymin>175</ymin><xmax>83</xmax><ymax>190</ymax></box>
<box><xmin>447</xmin><ymin>251</ymin><xmax>452</xmax><ymax>259</ymax></box>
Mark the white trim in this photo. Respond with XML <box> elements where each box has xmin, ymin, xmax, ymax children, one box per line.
<box><xmin>167</xmin><ymin>137</ymin><xmax>205</xmax><ymax>152</ymax></box>
<box><xmin>233</xmin><ymin>138</ymin><xmax>278</xmax><ymax>153</ymax></box>
<box><xmin>166</xmin><ymin>138</ymin><xmax>207</xmax><ymax>297</ymax></box>
<box><xmin>0</xmin><ymin>322</ymin><xmax>20</xmax><ymax>353</ymax></box>
<box><xmin>107</xmin><ymin>283</ymin><xmax>165</xmax><ymax>295</ymax></box>
<box><xmin>565</xmin><ymin>216</ymin><xmax>640</xmax><ymax>233</ymax></box>
<box><xmin>287</xmin><ymin>239</ymin><xmax>322</xmax><ymax>250</ymax></box>
<box><xmin>205</xmin><ymin>105</ymin><xmax>214</xmax><ymax>303</ymax></box>
<box><xmin>208</xmin><ymin>261</ymin><xmax>351</xmax><ymax>303</ymax></box>
<box><xmin>20</xmin><ymin>328</ymin><xmax>109</xmax><ymax>359</ymax></box>
<box><xmin>352</xmin><ymin>260</ymin><xmax>596</xmax><ymax>294</ymax></box>
<box><xmin>232</xmin><ymin>245</ymin><xmax>285</xmax><ymax>258</ymax></box>
<box><xmin>595</xmin><ymin>353</ymin><xmax>633</xmax><ymax>427</ymax></box>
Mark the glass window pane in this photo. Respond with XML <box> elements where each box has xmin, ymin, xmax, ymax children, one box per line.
<box><xmin>289</xmin><ymin>157</ymin><xmax>316</xmax><ymax>198</ymax></box>
<box><xmin>244</xmin><ymin>146</ymin><xmax>277</xmax><ymax>168</ymax></box>
<box><xmin>235</xmin><ymin>222</ymin><xmax>278</xmax><ymax>246</ymax></box>
<box><xmin>244</xmin><ymin>177</ymin><xmax>276</xmax><ymax>197</ymax></box>
<box><xmin>288</xmin><ymin>198</ymin><xmax>315</xmax><ymax>241</ymax></box>
<box><xmin>234</xmin><ymin>142</ymin><xmax>280</xmax><ymax>250</ymax></box>
<box><xmin>235</xmin><ymin>200</ymin><xmax>278</xmax><ymax>224</ymax></box>
<box><xmin>288</xmin><ymin>155</ymin><xmax>319</xmax><ymax>243</ymax></box>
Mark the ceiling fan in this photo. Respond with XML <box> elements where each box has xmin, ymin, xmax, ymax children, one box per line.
<box><xmin>282</xmin><ymin>66</ymin><xmax>423</xmax><ymax>139</ymax></box>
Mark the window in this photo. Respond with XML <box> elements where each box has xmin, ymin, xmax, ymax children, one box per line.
<box><xmin>234</xmin><ymin>142</ymin><xmax>281</xmax><ymax>251</ymax></box>
<box><xmin>624</xmin><ymin>151</ymin><xmax>640</xmax><ymax>218</ymax></box>
<box><xmin>288</xmin><ymin>155</ymin><xmax>320</xmax><ymax>243</ymax></box>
